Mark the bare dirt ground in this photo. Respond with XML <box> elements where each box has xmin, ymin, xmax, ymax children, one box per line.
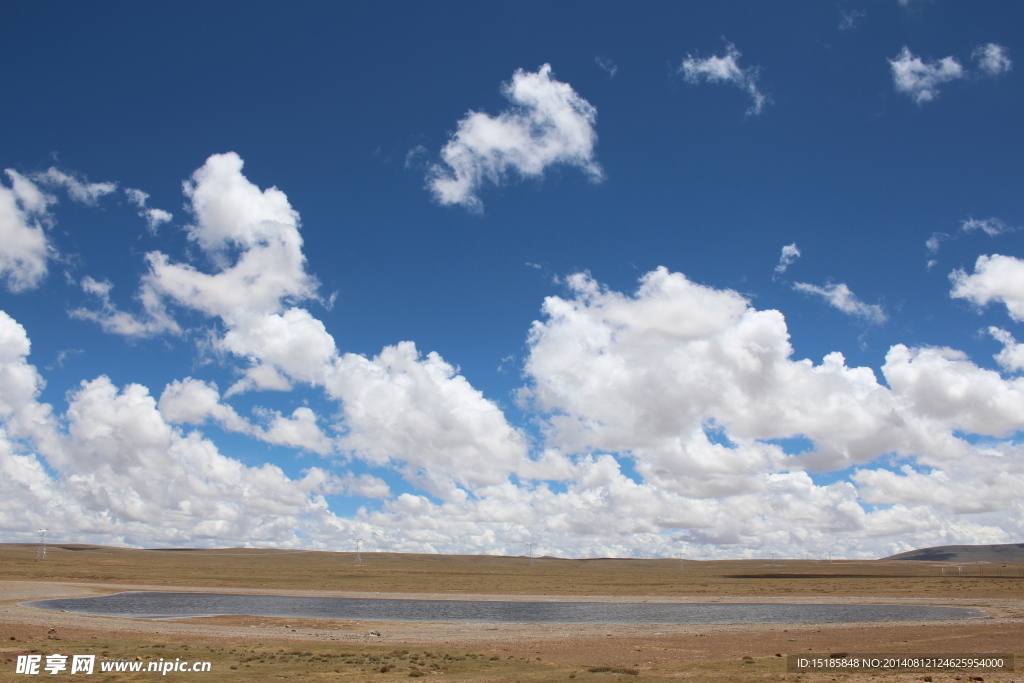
<box><xmin>0</xmin><ymin>544</ymin><xmax>1021</xmax><ymax>682</ymax></box>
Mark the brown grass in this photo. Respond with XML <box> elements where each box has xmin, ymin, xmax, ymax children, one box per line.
<box><xmin>1</xmin><ymin>543</ymin><xmax>1022</xmax><ymax>682</ymax></box>
<box><xmin>3</xmin><ymin>543</ymin><xmax>1023</xmax><ymax>598</ymax></box>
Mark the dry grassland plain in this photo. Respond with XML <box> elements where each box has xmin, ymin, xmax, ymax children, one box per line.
<box><xmin>1</xmin><ymin>544</ymin><xmax>1022</xmax><ymax>682</ymax></box>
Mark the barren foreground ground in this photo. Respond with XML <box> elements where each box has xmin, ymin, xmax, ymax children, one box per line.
<box><xmin>0</xmin><ymin>544</ymin><xmax>1022</xmax><ymax>682</ymax></box>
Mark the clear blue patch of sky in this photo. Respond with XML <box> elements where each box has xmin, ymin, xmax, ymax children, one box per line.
<box><xmin>703</xmin><ymin>423</ymin><xmax>737</xmax><ymax>449</ymax></box>
<box><xmin>762</xmin><ymin>436</ymin><xmax>816</xmax><ymax>456</ymax></box>
<box><xmin>322</xmin><ymin>494</ymin><xmax>379</xmax><ymax>522</ymax></box>
<box><xmin>807</xmin><ymin>465</ymin><xmax>863</xmax><ymax>488</ymax></box>
<box><xmin>614</xmin><ymin>454</ymin><xmax>644</xmax><ymax>486</ymax></box>
<box><xmin>953</xmin><ymin>430</ymin><xmax>1024</xmax><ymax>446</ymax></box>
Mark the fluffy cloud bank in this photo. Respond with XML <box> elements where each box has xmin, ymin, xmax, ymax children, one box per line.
<box><xmin>426</xmin><ymin>64</ymin><xmax>603</xmax><ymax>211</ymax></box>
<box><xmin>522</xmin><ymin>269</ymin><xmax>961</xmax><ymax>476</ymax></box>
<box><xmin>0</xmin><ymin>310</ymin><xmax>346</xmax><ymax>547</ymax></box>
<box><xmin>74</xmin><ymin>153</ymin><xmax>545</xmax><ymax>493</ymax></box>
<box><xmin>3</xmin><ymin>153</ymin><xmax>1022</xmax><ymax>558</ymax></box>
<box><xmin>508</xmin><ymin>267</ymin><xmax>1020</xmax><ymax>553</ymax></box>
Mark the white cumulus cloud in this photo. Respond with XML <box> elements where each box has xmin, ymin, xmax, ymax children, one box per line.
<box><xmin>889</xmin><ymin>47</ymin><xmax>965</xmax><ymax>103</ymax></box>
<box><xmin>257</xmin><ymin>406</ymin><xmax>334</xmax><ymax>455</ymax></box>
<box><xmin>73</xmin><ymin>152</ymin><xmax>321</xmax><ymax>344</ymax></box>
<box><xmin>327</xmin><ymin>341</ymin><xmax>540</xmax><ymax>495</ymax></box>
<box><xmin>426</xmin><ymin>64</ymin><xmax>603</xmax><ymax>212</ymax></box>
<box><xmin>125</xmin><ymin>188</ymin><xmax>173</xmax><ymax>232</ymax></box>
<box><xmin>678</xmin><ymin>42</ymin><xmax>768</xmax><ymax>116</ymax></box>
<box><xmin>925</xmin><ymin>217</ymin><xmax>1015</xmax><ymax>262</ymax></box>
<box><xmin>925</xmin><ymin>232</ymin><xmax>948</xmax><ymax>255</ymax></box>
<box><xmin>0</xmin><ymin>170</ymin><xmax>54</xmax><ymax>292</ymax></box>
<box><xmin>33</xmin><ymin>167</ymin><xmax>117</xmax><ymax>205</ymax></box>
<box><xmin>774</xmin><ymin>243</ymin><xmax>801</xmax><ymax>275</ymax></box>
<box><xmin>69</xmin><ymin>276</ymin><xmax>181</xmax><ymax>338</ymax></box>
<box><xmin>883</xmin><ymin>343</ymin><xmax>1024</xmax><ymax>436</ymax></box>
<box><xmin>950</xmin><ymin>254</ymin><xmax>1024</xmax><ymax>322</ymax></box>
<box><xmin>793</xmin><ymin>281</ymin><xmax>887</xmax><ymax>323</ymax></box>
<box><xmin>961</xmin><ymin>216</ymin><xmax>1015</xmax><ymax>237</ymax></box>
<box><xmin>891</xmin><ymin>44</ymin><xmax>1010</xmax><ymax>104</ymax></box>
<box><xmin>157</xmin><ymin>377</ymin><xmax>251</xmax><ymax>432</ymax></box>
<box><xmin>973</xmin><ymin>43</ymin><xmax>1012</xmax><ymax>77</ymax></box>
<box><xmin>523</xmin><ymin>268</ymin><xmax>913</xmax><ymax>473</ymax></box>
<box><xmin>159</xmin><ymin>378</ymin><xmax>334</xmax><ymax>455</ymax></box>
<box><xmin>989</xmin><ymin>327</ymin><xmax>1024</xmax><ymax>373</ymax></box>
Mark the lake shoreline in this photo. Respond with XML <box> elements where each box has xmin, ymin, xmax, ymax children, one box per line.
<box><xmin>3</xmin><ymin>546</ymin><xmax>1023</xmax><ymax>683</ymax></box>
<box><xmin>4</xmin><ymin>579</ymin><xmax>1019</xmax><ymax>636</ymax></box>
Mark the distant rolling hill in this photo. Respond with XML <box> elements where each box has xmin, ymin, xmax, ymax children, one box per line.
<box><xmin>883</xmin><ymin>543</ymin><xmax>1024</xmax><ymax>563</ymax></box>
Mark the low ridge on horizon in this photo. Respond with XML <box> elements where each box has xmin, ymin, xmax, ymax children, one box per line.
<box><xmin>883</xmin><ymin>543</ymin><xmax>1024</xmax><ymax>563</ymax></box>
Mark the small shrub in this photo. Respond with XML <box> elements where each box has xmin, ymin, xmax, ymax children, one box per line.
<box><xmin>588</xmin><ymin>666</ymin><xmax>639</xmax><ymax>676</ymax></box>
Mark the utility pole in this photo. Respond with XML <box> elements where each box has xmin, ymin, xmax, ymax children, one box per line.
<box><xmin>36</xmin><ymin>529</ymin><xmax>49</xmax><ymax>561</ymax></box>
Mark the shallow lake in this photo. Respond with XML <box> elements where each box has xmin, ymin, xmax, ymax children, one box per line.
<box><xmin>28</xmin><ymin>592</ymin><xmax>986</xmax><ymax>624</ymax></box>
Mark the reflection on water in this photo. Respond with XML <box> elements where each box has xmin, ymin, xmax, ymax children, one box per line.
<box><xmin>28</xmin><ymin>592</ymin><xmax>986</xmax><ymax>624</ymax></box>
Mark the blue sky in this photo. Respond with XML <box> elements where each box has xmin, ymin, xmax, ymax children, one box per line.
<box><xmin>1</xmin><ymin>1</ymin><xmax>1022</xmax><ymax>558</ymax></box>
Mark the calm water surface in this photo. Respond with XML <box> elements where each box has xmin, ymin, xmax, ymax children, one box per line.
<box><xmin>28</xmin><ymin>592</ymin><xmax>986</xmax><ymax>624</ymax></box>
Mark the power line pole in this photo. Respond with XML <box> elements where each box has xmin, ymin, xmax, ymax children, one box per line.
<box><xmin>36</xmin><ymin>529</ymin><xmax>49</xmax><ymax>561</ymax></box>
